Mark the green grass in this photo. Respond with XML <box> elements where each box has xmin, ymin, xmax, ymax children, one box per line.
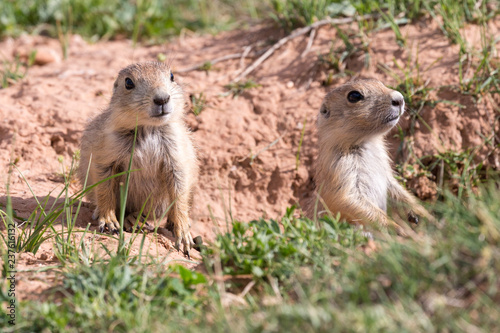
<box><xmin>0</xmin><ymin>53</ymin><xmax>36</xmax><ymax>89</ymax></box>
<box><xmin>2</xmin><ymin>180</ymin><xmax>499</xmax><ymax>332</ymax></box>
<box><xmin>207</xmin><ymin>207</ymin><xmax>367</xmax><ymax>281</ymax></box>
<box><xmin>223</xmin><ymin>79</ymin><xmax>261</xmax><ymax>98</ymax></box>
<box><xmin>269</xmin><ymin>0</ymin><xmax>332</xmax><ymax>31</ymax></box>
<box><xmin>0</xmin><ymin>0</ymin><xmax>265</xmax><ymax>43</ymax></box>
<box><xmin>378</xmin><ymin>46</ymin><xmax>440</xmax><ymax>157</ymax></box>
<box><xmin>376</xmin><ymin>14</ymin><xmax>499</xmax><ymax>194</ymax></box>
<box><xmin>459</xmin><ymin>29</ymin><xmax>500</xmax><ymax>96</ymax></box>
<box><xmin>269</xmin><ymin>0</ymin><xmax>498</xmax><ymax>32</ymax></box>
<box><xmin>317</xmin><ymin>26</ymin><xmax>369</xmax><ymax>84</ymax></box>
<box><xmin>2</xmin><ymin>0</ymin><xmax>498</xmax><ymax>44</ymax></box>
<box><xmin>15</xmin><ymin>259</ymin><xmax>206</xmax><ymax>332</ymax></box>
<box><xmin>190</xmin><ymin>92</ymin><xmax>207</xmax><ymax>116</ymax></box>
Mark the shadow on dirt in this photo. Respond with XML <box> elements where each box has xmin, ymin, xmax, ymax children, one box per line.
<box><xmin>0</xmin><ymin>195</ymin><xmax>95</xmax><ymax>231</ymax></box>
<box><xmin>0</xmin><ymin>195</ymin><xmax>180</xmax><ymax>246</ymax></box>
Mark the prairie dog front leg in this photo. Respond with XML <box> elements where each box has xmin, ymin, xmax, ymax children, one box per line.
<box><xmin>388</xmin><ymin>177</ymin><xmax>435</xmax><ymax>223</ymax></box>
<box><xmin>94</xmin><ymin>164</ymin><xmax>121</xmax><ymax>233</ymax></box>
<box><xmin>167</xmin><ymin>191</ymin><xmax>195</xmax><ymax>254</ymax></box>
<box><xmin>338</xmin><ymin>198</ymin><xmax>409</xmax><ymax>237</ymax></box>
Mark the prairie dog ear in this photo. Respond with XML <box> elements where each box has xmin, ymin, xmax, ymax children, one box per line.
<box><xmin>320</xmin><ymin>104</ymin><xmax>330</xmax><ymax>118</ymax></box>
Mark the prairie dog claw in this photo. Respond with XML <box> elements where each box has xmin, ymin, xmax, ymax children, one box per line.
<box><xmin>408</xmin><ymin>211</ymin><xmax>419</xmax><ymax>225</ymax></box>
<box><xmin>174</xmin><ymin>228</ymin><xmax>195</xmax><ymax>257</ymax></box>
<box><xmin>123</xmin><ymin>213</ymin><xmax>153</xmax><ymax>232</ymax></box>
<box><xmin>97</xmin><ymin>211</ymin><xmax>120</xmax><ymax>234</ymax></box>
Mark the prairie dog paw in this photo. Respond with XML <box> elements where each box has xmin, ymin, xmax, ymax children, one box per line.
<box><xmin>98</xmin><ymin>211</ymin><xmax>120</xmax><ymax>234</ymax></box>
<box><xmin>387</xmin><ymin>220</ymin><xmax>408</xmax><ymax>238</ymax></box>
<box><xmin>408</xmin><ymin>211</ymin><xmax>419</xmax><ymax>225</ymax></box>
<box><xmin>174</xmin><ymin>226</ymin><xmax>195</xmax><ymax>257</ymax></box>
<box><xmin>124</xmin><ymin>213</ymin><xmax>153</xmax><ymax>232</ymax></box>
<box><xmin>413</xmin><ymin>205</ymin><xmax>436</xmax><ymax>224</ymax></box>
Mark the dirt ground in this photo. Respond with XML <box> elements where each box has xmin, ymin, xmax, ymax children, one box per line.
<box><xmin>1</xmin><ymin>18</ymin><xmax>499</xmax><ymax>300</ymax></box>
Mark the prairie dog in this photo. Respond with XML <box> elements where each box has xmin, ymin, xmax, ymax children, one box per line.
<box><xmin>78</xmin><ymin>62</ymin><xmax>198</xmax><ymax>253</ymax></box>
<box><xmin>313</xmin><ymin>78</ymin><xmax>430</xmax><ymax>235</ymax></box>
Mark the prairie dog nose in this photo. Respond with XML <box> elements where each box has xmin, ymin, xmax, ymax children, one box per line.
<box><xmin>153</xmin><ymin>94</ymin><xmax>170</xmax><ymax>106</ymax></box>
<box><xmin>391</xmin><ymin>91</ymin><xmax>404</xmax><ymax>108</ymax></box>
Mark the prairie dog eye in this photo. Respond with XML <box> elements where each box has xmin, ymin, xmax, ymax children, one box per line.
<box><xmin>347</xmin><ymin>91</ymin><xmax>363</xmax><ymax>103</ymax></box>
<box><xmin>170</xmin><ymin>72</ymin><xmax>174</xmax><ymax>82</ymax></box>
<box><xmin>125</xmin><ymin>77</ymin><xmax>135</xmax><ymax>90</ymax></box>
<box><xmin>320</xmin><ymin>104</ymin><xmax>330</xmax><ymax>118</ymax></box>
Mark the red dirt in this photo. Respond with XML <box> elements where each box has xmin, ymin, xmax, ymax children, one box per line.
<box><xmin>1</xmin><ymin>18</ymin><xmax>499</xmax><ymax>300</ymax></box>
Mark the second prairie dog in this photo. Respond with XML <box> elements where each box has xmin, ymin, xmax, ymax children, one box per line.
<box><xmin>313</xmin><ymin>78</ymin><xmax>430</xmax><ymax>236</ymax></box>
<box><xmin>78</xmin><ymin>62</ymin><xmax>198</xmax><ymax>253</ymax></box>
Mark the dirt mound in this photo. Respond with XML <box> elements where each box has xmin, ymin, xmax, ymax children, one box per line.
<box><xmin>1</xmin><ymin>19</ymin><xmax>499</xmax><ymax>300</ymax></box>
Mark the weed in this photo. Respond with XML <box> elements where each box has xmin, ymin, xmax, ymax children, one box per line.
<box><xmin>378</xmin><ymin>46</ymin><xmax>440</xmax><ymax>116</ymax></box>
<box><xmin>55</xmin><ymin>2</ymin><xmax>73</xmax><ymax>59</ymax></box>
<box><xmin>1</xmin><ymin>163</ymin><xmax>118</xmax><ymax>256</ymax></box>
<box><xmin>7</xmin><ymin>180</ymin><xmax>500</xmax><ymax>331</ymax></box>
<box><xmin>216</xmin><ymin>183</ymin><xmax>500</xmax><ymax>332</ymax></box>
<box><xmin>55</xmin><ymin>150</ymin><xmax>80</xmax><ymax>184</ymax></box>
<box><xmin>378</xmin><ymin>46</ymin><xmax>446</xmax><ymax>174</ymax></box>
<box><xmin>0</xmin><ymin>149</ymin><xmax>138</xmax><ymax>258</ymax></box>
<box><xmin>0</xmin><ymin>53</ymin><xmax>36</xmax><ymax>89</ymax></box>
<box><xmin>199</xmin><ymin>61</ymin><xmax>213</xmax><ymax>72</ymax></box>
<box><xmin>425</xmin><ymin>148</ymin><xmax>487</xmax><ymax>197</ymax></box>
<box><xmin>0</xmin><ymin>0</ymin><xmax>268</xmax><ymax>42</ymax></box>
<box><xmin>269</xmin><ymin>0</ymin><xmax>330</xmax><ymax>31</ymax></box>
<box><xmin>115</xmin><ymin>123</ymin><xmax>138</xmax><ymax>255</ymax></box>
<box><xmin>425</xmin><ymin>0</ymin><xmax>470</xmax><ymax>51</ymax></box>
<box><xmin>2</xmin><ymin>0</ymin><xmax>499</xmax><ymax>45</ymax></box>
<box><xmin>248</xmin><ymin>132</ymin><xmax>285</xmax><ymax>166</ymax></box>
<box><xmin>19</xmin><ymin>259</ymin><xmax>206</xmax><ymax>331</ymax></box>
<box><xmin>223</xmin><ymin>79</ymin><xmax>260</xmax><ymax>98</ymax></box>
<box><xmin>377</xmin><ymin>6</ymin><xmax>407</xmax><ymax>47</ymax></box>
<box><xmin>206</xmin><ymin>207</ymin><xmax>367</xmax><ymax>281</ymax></box>
<box><xmin>52</xmin><ymin>152</ymin><xmax>86</xmax><ymax>261</ymax></box>
<box><xmin>458</xmin><ymin>25</ymin><xmax>500</xmax><ymax>96</ymax></box>
<box><xmin>157</xmin><ymin>53</ymin><xmax>167</xmax><ymax>62</ymax></box>
<box><xmin>2</xmin><ymin>166</ymin><xmax>65</xmax><ymax>254</ymax></box>
<box><xmin>394</xmin><ymin>160</ymin><xmax>433</xmax><ymax>182</ymax></box>
<box><xmin>190</xmin><ymin>93</ymin><xmax>206</xmax><ymax>116</ymax></box>
<box><xmin>318</xmin><ymin>27</ymin><xmax>369</xmax><ymax>84</ymax></box>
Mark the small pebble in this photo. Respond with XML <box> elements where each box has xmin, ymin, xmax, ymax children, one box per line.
<box><xmin>193</xmin><ymin>235</ymin><xmax>203</xmax><ymax>252</ymax></box>
<box><xmin>34</xmin><ymin>48</ymin><xmax>61</xmax><ymax>65</ymax></box>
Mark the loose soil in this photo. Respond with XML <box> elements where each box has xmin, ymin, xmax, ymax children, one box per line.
<box><xmin>1</xmin><ymin>18</ymin><xmax>499</xmax><ymax>301</ymax></box>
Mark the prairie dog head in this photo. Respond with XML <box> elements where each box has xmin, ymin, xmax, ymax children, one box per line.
<box><xmin>318</xmin><ymin>78</ymin><xmax>404</xmax><ymax>146</ymax></box>
<box><xmin>109</xmin><ymin>62</ymin><xmax>184</xmax><ymax>128</ymax></box>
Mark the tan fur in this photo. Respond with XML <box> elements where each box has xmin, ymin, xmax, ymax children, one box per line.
<box><xmin>313</xmin><ymin>78</ymin><xmax>431</xmax><ymax>236</ymax></box>
<box><xmin>78</xmin><ymin>62</ymin><xmax>198</xmax><ymax>253</ymax></box>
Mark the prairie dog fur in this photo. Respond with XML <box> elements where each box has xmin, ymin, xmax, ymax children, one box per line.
<box><xmin>313</xmin><ymin>78</ymin><xmax>430</xmax><ymax>235</ymax></box>
<box><xmin>78</xmin><ymin>62</ymin><xmax>198</xmax><ymax>253</ymax></box>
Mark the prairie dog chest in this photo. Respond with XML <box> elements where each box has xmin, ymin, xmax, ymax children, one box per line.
<box><xmin>117</xmin><ymin>127</ymin><xmax>176</xmax><ymax>178</ymax></box>
<box><xmin>352</xmin><ymin>142</ymin><xmax>391</xmax><ymax>212</ymax></box>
